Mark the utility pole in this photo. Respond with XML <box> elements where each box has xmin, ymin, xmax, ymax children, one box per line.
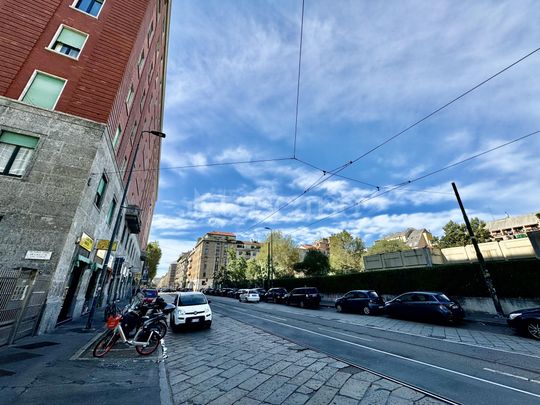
<box><xmin>451</xmin><ymin>182</ymin><xmax>505</xmax><ymax>316</ymax></box>
<box><xmin>265</xmin><ymin>227</ymin><xmax>272</xmax><ymax>290</ymax></box>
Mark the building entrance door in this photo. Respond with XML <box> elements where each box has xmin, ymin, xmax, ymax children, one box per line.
<box><xmin>57</xmin><ymin>265</ymin><xmax>83</xmax><ymax>323</ymax></box>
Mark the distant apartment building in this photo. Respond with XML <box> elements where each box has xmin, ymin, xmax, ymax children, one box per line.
<box><xmin>187</xmin><ymin>232</ymin><xmax>237</xmax><ymax>290</ymax></box>
<box><xmin>382</xmin><ymin>228</ymin><xmax>434</xmax><ymax>249</ymax></box>
<box><xmin>236</xmin><ymin>240</ymin><xmax>262</xmax><ymax>260</ymax></box>
<box><xmin>175</xmin><ymin>251</ymin><xmax>190</xmax><ymax>289</ymax></box>
<box><xmin>486</xmin><ymin>213</ymin><xmax>540</xmax><ymax>241</ymax></box>
<box><xmin>298</xmin><ymin>237</ymin><xmax>330</xmax><ymax>261</ymax></box>
<box><xmin>0</xmin><ymin>0</ymin><xmax>171</xmax><ymax>344</ymax></box>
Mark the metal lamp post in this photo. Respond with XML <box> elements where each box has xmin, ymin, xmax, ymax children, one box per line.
<box><xmin>265</xmin><ymin>227</ymin><xmax>273</xmax><ymax>290</ymax></box>
<box><xmin>85</xmin><ymin>130</ymin><xmax>165</xmax><ymax>330</ymax></box>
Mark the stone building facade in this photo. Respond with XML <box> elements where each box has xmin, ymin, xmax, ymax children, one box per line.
<box><xmin>0</xmin><ymin>0</ymin><xmax>171</xmax><ymax>344</ymax></box>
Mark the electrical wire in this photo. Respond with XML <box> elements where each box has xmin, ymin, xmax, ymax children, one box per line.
<box><xmin>293</xmin><ymin>0</ymin><xmax>305</xmax><ymax>158</ymax></box>
<box><xmin>305</xmin><ymin>129</ymin><xmax>540</xmax><ymax>227</ymax></box>
<box><xmin>288</xmin><ymin>47</ymin><xmax>540</xmax><ymax>201</ymax></box>
<box><xmin>347</xmin><ymin>47</ymin><xmax>540</xmax><ymax>166</ymax></box>
<box><xmin>91</xmin><ymin>157</ymin><xmax>295</xmax><ymax>176</ymax></box>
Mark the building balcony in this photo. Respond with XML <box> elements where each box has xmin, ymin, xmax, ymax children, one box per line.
<box><xmin>125</xmin><ymin>204</ymin><xmax>141</xmax><ymax>234</ymax></box>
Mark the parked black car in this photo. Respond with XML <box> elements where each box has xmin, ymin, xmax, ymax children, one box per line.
<box><xmin>263</xmin><ymin>288</ymin><xmax>288</xmax><ymax>303</ymax></box>
<box><xmin>285</xmin><ymin>287</ymin><xmax>321</xmax><ymax>308</ymax></box>
<box><xmin>507</xmin><ymin>307</ymin><xmax>540</xmax><ymax>340</ymax></box>
<box><xmin>335</xmin><ymin>290</ymin><xmax>384</xmax><ymax>315</ymax></box>
<box><xmin>385</xmin><ymin>291</ymin><xmax>464</xmax><ymax>323</ymax></box>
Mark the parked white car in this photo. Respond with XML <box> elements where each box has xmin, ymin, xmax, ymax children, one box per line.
<box><xmin>239</xmin><ymin>289</ymin><xmax>260</xmax><ymax>303</ymax></box>
<box><xmin>169</xmin><ymin>292</ymin><xmax>212</xmax><ymax>332</ymax></box>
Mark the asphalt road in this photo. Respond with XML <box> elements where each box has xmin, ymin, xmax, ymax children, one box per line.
<box><xmin>206</xmin><ymin>296</ymin><xmax>540</xmax><ymax>405</ymax></box>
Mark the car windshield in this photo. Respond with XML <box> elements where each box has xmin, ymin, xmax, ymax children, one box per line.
<box><xmin>178</xmin><ymin>294</ymin><xmax>207</xmax><ymax>306</ymax></box>
<box><xmin>248</xmin><ymin>289</ymin><xmax>259</xmax><ymax>294</ymax></box>
<box><xmin>144</xmin><ymin>290</ymin><xmax>158</xmax><ymax>298</ymax></box>
<box><xmin>368</xmin><ymin>291</ymin><xmax>379</xmax><ymax>298</ymax></box>
<box><xmin>305</xmin><ymin>288</ymin><xmax>318</xmax><ymax>294</ymax></box>
<box><xmin>435</xmin><ymin>294</ymin><xmax>451</xmax><ymax>303</ymax></box>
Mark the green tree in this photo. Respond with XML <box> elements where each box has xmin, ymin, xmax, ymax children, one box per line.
<box><xmin>246</xmin><ymin>259</ymin><xmax>265</xmax><ymax>284</ymax></box>
<box><xmin>226</xmin><ymin>248</ymin><xmax>247</xmax><ymax>285</ymax></box>
<box><xmin>436</xmin><ymin>218</ymin><xmax>491</xmax><ymax>248</ymax></box>
<box><xmin>328</xmin><ymin>230</ymin><xmax>365</xmax><ymax>273</ymax></box>
<box><xmin>256</xmin><ymin>231</ymin><xmax>298</xmax><ymax>278</ymax></box>
<box><xmin>367</xmin><ymin>239</ymin><xmax>412</xmax><ymax>255</ymax></box>
<box><xmin>294</xmin><ymin>250</ymin><xmax>330</xmax><ymax>276</ymax></box>
<box><xmin>146</xmin><ymin>241</ymin><xmax>162</xmax><ymax>281</ymax></box>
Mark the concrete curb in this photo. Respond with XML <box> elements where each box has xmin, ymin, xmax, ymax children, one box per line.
<box><xmin>159</xmin><ymin>347</ymin><xmax>174</xmax><ymax>405</ymax></box>
<box><xmin>69</xmin><ymin>329</ymin><xmax>105</xmax><ymax>361</ymax></box>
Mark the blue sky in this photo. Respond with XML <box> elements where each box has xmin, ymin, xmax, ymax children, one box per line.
<box><xmin>151</xmin><ymin>0</ymin><xmax>540</xmax><ymax>276</ymax></box>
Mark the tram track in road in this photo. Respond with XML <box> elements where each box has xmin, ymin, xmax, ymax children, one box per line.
<box><xmin>211</xmin><ymin>299</ymin><xmax>540</xmax><ymax>404</ymax></box>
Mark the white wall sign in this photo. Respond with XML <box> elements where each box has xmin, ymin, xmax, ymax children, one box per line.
<box><xmin>25</xmin><ymin>251</ymin><xmax>53</xmax><ymax>260</ymax></box>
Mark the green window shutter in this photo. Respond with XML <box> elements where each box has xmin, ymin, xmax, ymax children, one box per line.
<box><xmin>0</xmin><ymin>131</ymin><xmax>39</xmax><ymax>149</ymax></box>
<box><xmin>57</xmin><ymin>27</ymin><xmax>87</xmax><ymax>49</ymax></box>
<box><xmin>22</xmin><ymin>73</ymin><xmax>66</xmax><ymax>110</ymax></box>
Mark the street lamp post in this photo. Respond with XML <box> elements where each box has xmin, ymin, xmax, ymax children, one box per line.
<box><xmin>265</xmin><ymin>227</ymin><xmax>272</xmax><ymax>290</ymax></box>
<box><xmin>85</xmin><ymin>130</ymin><xmax>165</xmax><ymax>330</ymax></box>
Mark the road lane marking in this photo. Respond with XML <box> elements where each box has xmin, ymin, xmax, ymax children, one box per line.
<box><xmin>266</xmin><ymin>314</ymin><xmax>288</xmax><ymax>321</ymax></box>
<box><xmin>317</xmin><ymin>327</ymin><xmax>372</xmax><ymax>341</ymax></box>
<box><xmin>484</xmin><ymin>368</ymin><xmax>540</xmax><ymax>384</ymax></box>
<box><xmin>214</xmin><ymin>300</ymin><xmax>540</xmax><ymax>360</ymax></box>
<box><xmin>336</xmin><ymin>319</ymin><xmax>540</xmax><ymax>360</ymax></box>
<box><xmin>239</xmin><ymin>311</ymin><xmax>540</xmax><ymax>399</ymax></box>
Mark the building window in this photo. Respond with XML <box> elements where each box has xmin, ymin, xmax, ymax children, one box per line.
<box><xmin>107</xmin><ymin>197</ymin><xmax>117</xmax><ymax>225</ymax></box>
<box><xmin>137</xmin><ymin>50</ymin><xmax>145</xmax><ymax>76</ymax></box>
<box><xmin>112</xmin><ymin>125</ymin><xmax>122</xmax><ymax>149</ymax></box>
<box><xmin>130</xmin><ymin>122</ymin><xmax>138</xmax><ymax>145</ymax></box>
<box><xmin>20</xmin><ymin>71</ymin><xmax>66</xmax><ymax>110</ymax></box>
<box><xmin>49</xmin><ymin>25</ymin><xmax>88</xmax><ymax>59</ymax></box>
<box><xmin>94</xmin><ymin>174</ymin><xmax>108</xmax><ymax>208</ymax></box>
<box><xmin>147</xmin><ymin>21</ymin><xmax>154</xmax><ymax>45</ymax></box>
<box><xmin>126</xmin><ymin>84</ymin><xmax>134</xmax><ymax>110</ymax></box>
<box><xmin>0</xmin><ymin>131</ymin><xmax>38</xmax><ymax>177</ymax></box>
<box><xmin>140</xmin><ymin>88</ymin><xmax>147</xmax><ymax>112</ymax></box>
<box><xmin>73</xmin><ymin>0</ymin><xmax>104</xmax><ymax>17</ymax></box>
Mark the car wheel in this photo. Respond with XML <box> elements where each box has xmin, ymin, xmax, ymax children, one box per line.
<box><xmin>205</xmin><ymin>321</ymin><xmax>212</xmax><ymax>329</ymax></box>
<box><xmin>363</xmin><ymin>306</ymin><xmax>371</xmax><ymax>315</ymax></box>
<box><xmin>336</xmin><ymin>304</ymin><xmax>343</xmax><ymax>313</ymax></box>
<box><xmin>300</xmin><ymin>300</ymin><xmax>305</xmax><ymax>309</ymax></box>
<box><xmin>527</xmin><ymin>320</ymin><xmax>540</xmax><ymax>340</ymax></box>
<box><xmin>170</xmin><ymin>314</ymin><xmax>181</xmax><ymax>333</ymax></box>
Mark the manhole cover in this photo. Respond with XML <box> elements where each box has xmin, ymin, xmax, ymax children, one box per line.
<box><xmin>15</xmin><ymin>341</ymin><xmax>59</xmax><ymax>350</ymax></box>
<box><xmin>0</xmin><ymin>352</ymin><xmax>41</xmax><ymax>365</ymax></box>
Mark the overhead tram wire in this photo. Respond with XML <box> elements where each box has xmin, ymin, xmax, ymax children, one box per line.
<box><xmin>346</xmin><ymin>47</ymin><xmax>540</xmax><ymax>167</ymax></box>
<box><xmin>306</xmin><ymin>128</ymin><xmax>540</xmax><ymax>227</ymax></box>
<box><xmin>90</xmin><ymin>157</ymin><xmax>295</xmax><ymax>177</ymax></box>
<box><xmin>292</xmin><ymin>0</ymin><xmax>305</xmax><ymax>158</ymax></box>
<box><xmin>246</xmin><ymin>158</ymin><xmax>355</xmax><ymax>230</ymax></box>
<box><xmin>287</xmin><ymin>47</ymin><xmax>540</xmax><ymax>202</ymax></box>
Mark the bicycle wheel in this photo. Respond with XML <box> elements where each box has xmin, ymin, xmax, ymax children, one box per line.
<box><xmin>93</xmin><ymin>330</ymin><xmax>119</xmax><ymax>358</ymax></box>
<box><xmin>135</xmin><ymin>328</ymin><xmax>161</xmax><ymax>356</ymax></box>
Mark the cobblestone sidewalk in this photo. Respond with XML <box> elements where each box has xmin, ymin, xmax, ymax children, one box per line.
<box><xmin>164</xmin><ymin>314</ymin><xmax>447</xmax><ymax>405</ymax></box>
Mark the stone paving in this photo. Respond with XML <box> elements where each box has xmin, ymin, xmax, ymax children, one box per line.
<box><xmin>246</xmin><ymin>302</ymin><xmax>540</xmax><ymax>358</ymax></box>
<box><xmin>164</xmin><ymin>314</ymin><xmax>447</xmax><ymax>405</ymax></box>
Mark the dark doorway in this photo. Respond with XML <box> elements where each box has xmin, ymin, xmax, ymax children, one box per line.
<box><xmin>57</xmin><ymin>265</ymin><xmax>84</xmax><ymax>323</ymax></box>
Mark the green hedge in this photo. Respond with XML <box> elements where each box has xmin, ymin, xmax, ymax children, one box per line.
<box><xmin>272</xmin><ymin>259</ymin><xmax>540</xmax><ymax>298</ymax></box>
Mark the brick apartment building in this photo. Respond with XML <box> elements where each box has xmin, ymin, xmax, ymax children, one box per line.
<box><xmin>0</xmin><ymin>0</ymin><xmax>171</xmax><ymax>344</ymax></box>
